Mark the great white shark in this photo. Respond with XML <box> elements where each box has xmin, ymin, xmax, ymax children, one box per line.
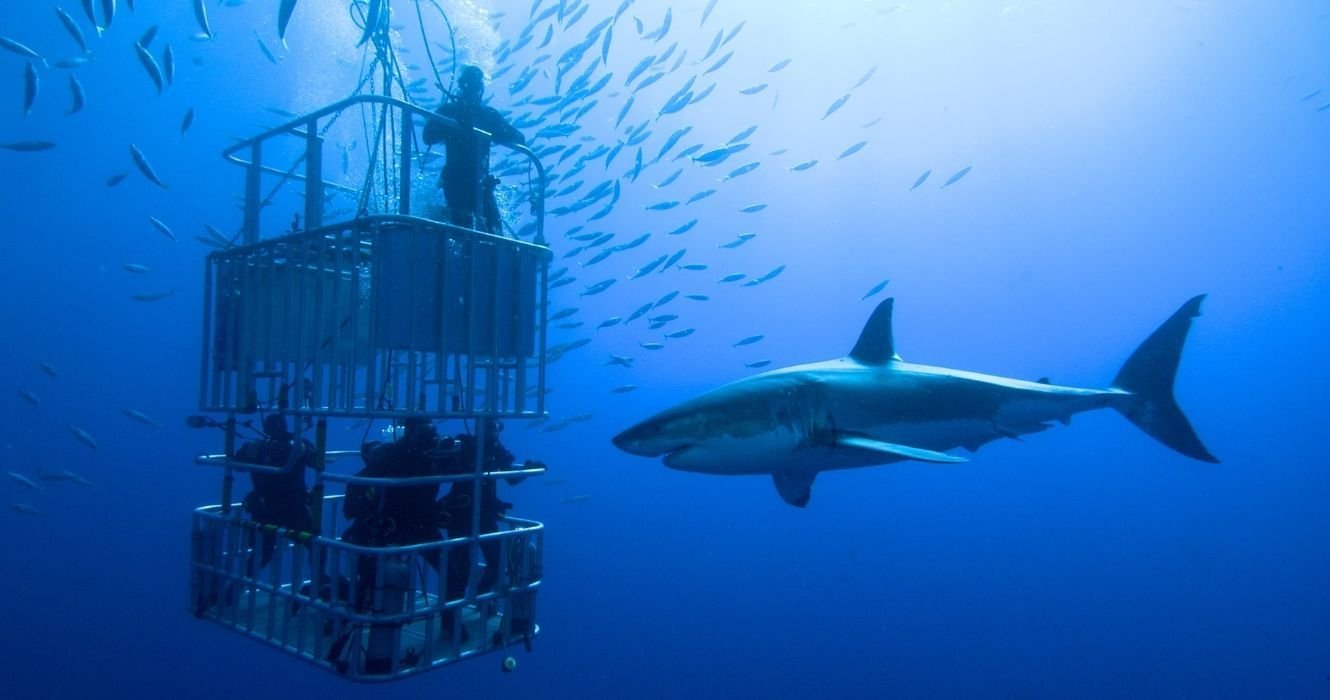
<box><xmin>612</xmin><ymin>296</ymin><xmax>1218</xmax><ymax>507</ymax></box>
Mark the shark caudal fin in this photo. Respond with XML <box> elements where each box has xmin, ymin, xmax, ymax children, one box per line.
<box><xmin>1110</xmin><ymin>295</ymin><xmax>1219</xmax><ymax>463</ymax></box>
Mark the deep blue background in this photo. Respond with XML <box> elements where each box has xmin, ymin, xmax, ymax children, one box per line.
<box><xmin>2</xmin><ymin>1</ymin><xmax>1328</xmax><ymax>698</ymax></box>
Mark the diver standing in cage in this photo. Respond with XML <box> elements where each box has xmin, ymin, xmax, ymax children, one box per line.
<box><xmin>238</xmin><ymin>414</ymin><xmax>316</xmax><ymax>574</ymax></box>
<box><xmin>422</xmin><ymin>65</ymin><xmax>527</xmax><ymax>235</ymax></box>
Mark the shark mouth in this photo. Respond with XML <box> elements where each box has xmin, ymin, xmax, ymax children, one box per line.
<box><xmin>661</xmin><ymin>444</ymin><xmax>693</xmax><ymax>467</ymax></box>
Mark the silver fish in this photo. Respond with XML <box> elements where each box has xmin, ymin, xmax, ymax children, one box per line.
<box><xmin>17</xmin><ymin>388</ymin><xmax>40</xmax><ymax>405</ymax></box>
<box><xmin>39</xmin><ymin>362</ymin><xmax>59</xmax><ymax>378</ymax></box>
<box><xmin>162</xmin><ymin>45</ymin><xmax>175</xmax><ymax>86</ymax></box>
<box><xmin>133</xmin><ymin>42</ymin><xmax>163</xmax><ymax>93</ymax></box>
<box><xmin>823</xmin><ymin>94</ymin><xmax>850</xmax><ymax>119</ymax></box>
<box><xmin>68</xmin><ymin>424</ymin><xmax>98</xmax><ymax>450</ymax></box>
<box><xmin>23</xmin><ymin>61</ymin><xmax>38</xmax><ymax>116</ymax></box>
<box><xmin>733</xmin><ymin>334</ymin><xmax>764</xmax><ymax>347</ymax></box>
<box><xmin>861</xmin><ymin>278</ymin><xmax>890</xmax><ymax>300</ymax></box>
<box><xmin>130</xmin><ymin>144</ymin><xmax>168</xmax><ymax>188</ymax></box>
<box><xmin>67</xmin><ymin>74</ymin><xmax>84</xmax><ymax>114</ymax></box>
<box><xmin>100</xmin><ymin>0</ymin><xmax>115</xmax><ymax>29</ymax></box>
<box><xmin>851</xmin><ymin>65</ymin><xmax>877</xmax><ymax>91</ymax></box>
<box><xmin>131</xmin><ymin>289</ymin><xmax>175</xmax><ymax>302</ymax></box>
<box><xmin>837</xmin><ymin>141</ymin><xmax>867</xmax><ymax>160</ymax></box>
<box><xmin>36</xmin><ymin>470</ymin><xmax>94</xmax><ymax>486</ymax></box>
<box><xmin>148</xmin><ymin>216</ymin><xmax>176</xmax><ymax>242</ymax></box>
<box><xmin>9</xmin><ymin>503</ymin><xmax>43</xmax><ymax>515</ymax></box>
<box><xmin>561</xmin><ymin>494</ymin><xmax>593</xmax><ymax>504</ymax></box>
<box><xmin>256</xmin><ymin>33</ymin><xmax>280</xmax><ymax>64</ymax></box>
<box><xmin>1</xmin><ymin>37</ymin><xmax>45</xmax><ymax>65</ymax></box>
<box><xmin>181</xmin><ymin>107</ymin><xmax>195</xmax><ymax>134</ymax></box>
<box><xmin>8</xmin><ymin>472</ymin><xmax>42</xmax><ymax>491</ymax></box>
<box><xmin>610</xmin><ymin>385</ymin><xmax>638</xmax><ymax>393</ymax></box>
<box><xmin>790</xmin><ymin>159</ymin><xmax>818</xmax><ymax>172</ymax></box>
<box><xmin>193</xmin><ymin>0</ymin><xmax>212</xmax><ymax>38</ymax></box>
<box><xmin>278</xmin><ymin>0</ymin><xmax>299</xmax><ymax>44</ymax></box>
<box><xmin>910</xmin><ymin>169</ymin><xmax>931</xmax><ymax>191</ymax></box>
<box><xmin>123</xmin><ymin>263</ymin><xmax>151</xmax><ymax>273</ymax></box>
<box><xmin>941</xmin><ymin>165</ymin><xmax>972</xmax><ymax>188</ymax></box>
<box><xmin>1</xmin><ymin>141</ymin><xmax>55</xmax><ymax>152</ymax></box>
<box><xmin>122</xmin><ymin>408</ymin><xmax>162</xmax><ymax>427</ymax></box>
<box><xmin>55</xmin><ymin>8</ymin><xmax>88</xmax><ymax>54</ymax></box>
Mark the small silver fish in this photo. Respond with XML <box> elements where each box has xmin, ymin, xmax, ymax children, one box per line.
<box><xmin>733</xmin><ymin>334</ymin><xmax>764</xmax><ymax>347</ymax></box>
<box><xmin>1</xmin><ymin>37</ymin><xmax>46</xmax><ymax>65</ymax></box>
<box><xmin>823</xmin><ymin>94</ymin><xmax>850</xmax><ymax>120</ymax></box>
<box><xmin>18</xmin><ymin>388</ymin><xmax>41</xmax><ymax>405</ymax></box>
<box><xmin>7</xmin><ymin>472</ymin><xmax>42</xmax><ymax>491</ymax></box>
<box><xmin>55</xmin><ymin>8</ymin><xmax>88</xmax><ymax>53</ymax></box>
<box><xmin>68</xmin><ymin>424</ymin><xmax>98</xmax><ymax>450</ymax></box>
<box><xmin>67</xmin><ymin>74</ymin><xmax>84</xmax><ymax>114</ymax></box>
<box><xmin>193</xmin><ymin>0</ymin><xmax>212</xmax><ymax>38</ymax></box>
<box><xmin>23</xmin><ymin>61</ymin><xmax>38</xmax><ymax>116</ymax></box>
<box><xmin>148</xmin><ymin>216</ymin><xmax>176</xmax><ymax>242</ymax></box>
<box><xmin>9</xmin><ymin>502</ymin><xmax>44</xmax><ymax>515</ymax></box>
<box><xmin>133</xmin><ymin>42</ymin><xmax>163</xmax><ymax>93</ymax></box>
<box><xmin>123</xmin><ymin>263</ymin><xmax>151</xmax><ymax>274</ymax></box>
<box><xmin>130</xmin><ymin>144</ymin><xmax>169</xmax><ymax>188</ymax></box>
<box><xmin>181</xmin><ymin>107</ymin><xmax>195</xmax><ymax>135</ymax></box>
<box><xmin>609</xmin><ymin>385</ymin><xmax>638</xmax><ymax>393</ymax></box>
<box><xmin>38</xmin><ymin>362</ymin><xmax>59</xmax><ymax>378</ymax></box>
<box><xmin>278</xmin><ymin>0</ymin><xmax>299</xmax><ymax>44</ymax></box>
<box><xmin>941</xmin><ymin>165</ymin><xmax>972</xmax><ymax>188</ymax></box>
<box><xmin>862</xmin><ymin>279</ymin><xmax>890</xmax><ymax>300</ymax></box>
<box><xmin>131</xmin><ymin>289</ymin><xmax>175</xmax><ymax>302</ymax></box>
<box><xmin>837</xmin><ymin>141</ymin><xmax>868</xmax><ymax>160</ymax></box>
<box><xmin>122</xmin><ymin>408</ymin><xmax>162</xmax><ymax>427</ymax></box>
<box><xmin>561</xmin><ymin>494</ymin><xmax>593</xmax><ymax>504</ymax></box>
<box><xmin>1</xmin><ymin>141</ymin><xmax>55</xmax><ymax>152</ymax></box>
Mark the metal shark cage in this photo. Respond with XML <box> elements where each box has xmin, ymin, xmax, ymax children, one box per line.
<box><xmin>188</xmin><ymin>95</ymin><xmax>553</xmax><ymax>681</ymax></box>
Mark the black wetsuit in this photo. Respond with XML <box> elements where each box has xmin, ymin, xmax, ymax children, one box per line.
<box><xmin>239</xmin><ymin>436</ymin><xmax>314</xmax><ymax>571</ymax></box>
<box><xmin>421</xmin><ymin>98</ymin><xmax>525</xmax><ymax>234</ymax></box>
<box><xmin>439</xmin><ymin>434</ymin><xmax>514</xmax><ymax>628</ymax></box>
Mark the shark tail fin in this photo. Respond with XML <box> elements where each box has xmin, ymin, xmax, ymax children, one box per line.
<box><xmin>1110</xmin><ymin>295</ymin><xmax>1219</xmax><ymax>463</ymax></box>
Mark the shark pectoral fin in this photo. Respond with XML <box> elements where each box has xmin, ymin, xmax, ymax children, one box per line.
<box><xmin>835</xmin><ymin>436</ymin><xmax>967</xmax><ymax>464</ymax></box>
<box><xmin>772</xmin><ymin>472</ymin><xmax>816</xmax><ymax>508</ymax></box>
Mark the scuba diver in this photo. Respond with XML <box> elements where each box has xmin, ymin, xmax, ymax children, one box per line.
<box><xmin>438</xmin><ymin>417</ymin><xmax>516</xmax><ymax>638</ymax></box>
<box><xmin>342</xmin><ymin>417</ymin><xmax>453</xmax><ymax>578</ymax></box>
<box><xmin>422</xmin><ymin>65</ymin><xmax>527</xmax><ymax>235</ymax></box>
<box><xmin>238</xmin><ymin>414</ymin><xmax>315</xmax><ymax>574</ymax></box>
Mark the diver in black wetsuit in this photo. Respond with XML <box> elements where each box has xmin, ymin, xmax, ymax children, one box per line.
<box><xmin>238</xmin><ymin>414</ymin><xmax>314</xmax><ymax>573</ymax></box>
<box><xmin>422</xmin><ymin>65</ymin><xmax>526</xmax><ymax>234</ymax></box>
<box><xmin>342</xmin><ymin>418</ymin><xmax>453</xmax><ymax>579</ymax></box>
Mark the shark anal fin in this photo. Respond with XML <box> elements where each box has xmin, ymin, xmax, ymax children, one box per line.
<box><xmin>772</xmin><ymin>472</ymin><xmax>815</xmax><ymax>507</ymax></box>
<box><xmin>835</xmin><ymin>436</ymin><xmax>967</xmax><ymax>464</ymax></box>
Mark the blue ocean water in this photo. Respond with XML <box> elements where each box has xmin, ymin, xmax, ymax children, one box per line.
<box><xmin>1</xmin><ymin>1</ymin><xmax>1328</xmax><ymax>697</ymax></box>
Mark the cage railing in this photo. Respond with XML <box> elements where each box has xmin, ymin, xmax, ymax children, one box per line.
<box><xmin>190</xmin><ymin>494</ymin><xmax>542</xmax><ymax>682</ymax></box>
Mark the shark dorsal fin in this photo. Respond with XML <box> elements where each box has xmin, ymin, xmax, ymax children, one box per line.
<box><xmin>848</xmin><ymin>298</ymin><xmax>898</xmax><ymax>365</ymax></box>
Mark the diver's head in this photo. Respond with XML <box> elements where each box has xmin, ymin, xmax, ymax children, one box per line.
<box><xmin>263</xmin><ymin>414</ymin><xmax>291</xmax><ymax>440</ymax></box>
<box><xmin>457</xmin><ymin>65</ymin><xmax>485</xmax><ymax>103</ymax></box>
<box><xmin>401</xmin><ymin>416</ymin><xmax>438</xmax><ymax>451</ymax></box>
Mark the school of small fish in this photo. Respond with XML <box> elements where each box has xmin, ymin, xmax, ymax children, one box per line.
<box><xmin>0</xmin><ymin>0</ymin><xmax>933</xmax><ymax>455</ymax></box>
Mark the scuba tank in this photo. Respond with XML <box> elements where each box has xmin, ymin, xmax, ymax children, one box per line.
<box><xmin>364</xmin><ymin>555</ymin><xmax>412</xmax><ymax>674</ymax></box>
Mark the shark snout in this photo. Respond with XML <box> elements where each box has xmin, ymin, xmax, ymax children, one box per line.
<box><xmin>612</xmin><ymin>418</ymin><xmax>683</xmax><ymax>458</ymax></box>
